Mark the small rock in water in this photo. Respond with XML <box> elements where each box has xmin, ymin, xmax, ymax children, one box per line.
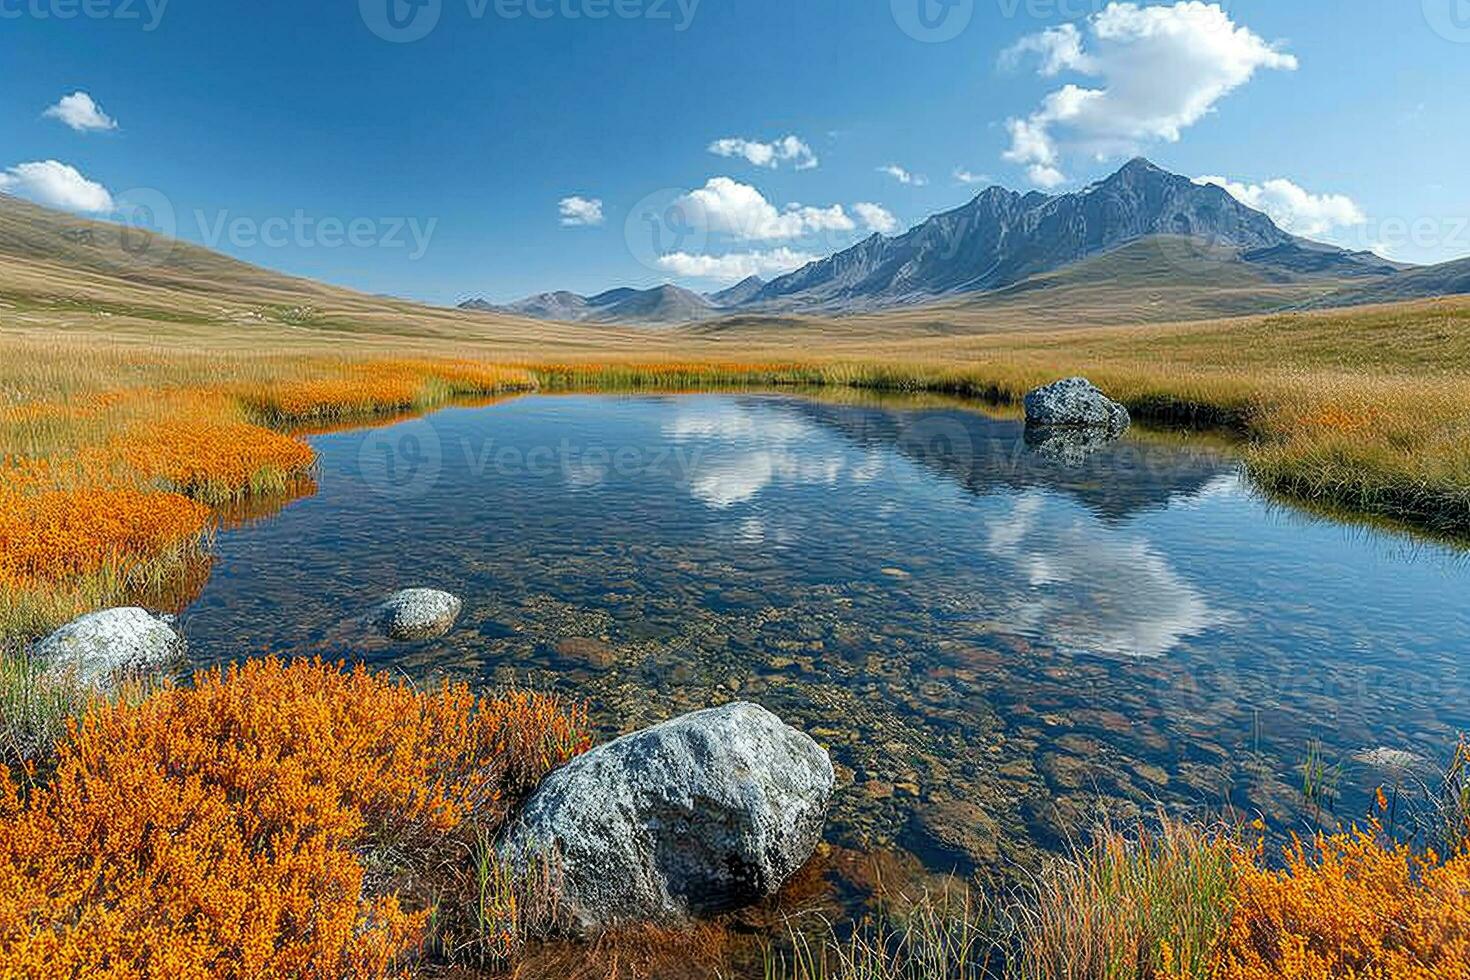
<box><xmin>1023</xmin><ymin>377</ymin><xmax>1131</xmax><ymax>432</ymax></box>
<box><xmin>1354</xmin><ymin>747</ymin><xmax>1419</xmax><ymax>772</ymax></box>
<box><xmin>33</xmin><ymin>607</ymin><xmax>185</xmax><ymax>690</ymax></box>
<box><xmin>498</xmin><ymin>702</ymin><xmax>835</xmax><ymax>929</ymax></box>
<box><xmin>373</xmin><ymin>588</ymin><xmax>463</xmax><ymax>641</ymax></box>
<box><xmin>555</xmin><ymin>636</ymin><xmax>617</xmax><ymax>669</ymax></box>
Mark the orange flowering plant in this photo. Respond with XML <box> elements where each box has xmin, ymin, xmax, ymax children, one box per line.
<box><xmin>1205</xmin><ymin>822</ymin><xmax>1470</xmax><ymax>980</ymax></box>
<box><xmin>0</xmin><ymin>658</ymin><xmax>589</xmax><ymax>978</ymax></box>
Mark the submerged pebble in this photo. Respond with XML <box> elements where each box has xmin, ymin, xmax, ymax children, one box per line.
<box><xmin>373</xmin><ymin>588</ymin><xmax>463</xmax><ymax>641</ymax></box>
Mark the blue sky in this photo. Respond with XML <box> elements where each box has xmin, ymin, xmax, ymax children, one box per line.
<box><xmin>1</xmin><ymin>1</ymin><xmax>1466</xmax><ymax>304</ymax></box>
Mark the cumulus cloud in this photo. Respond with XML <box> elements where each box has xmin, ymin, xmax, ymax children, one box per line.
<box><xmin>1001</xmin><ymin>2</ymin><xmax>1297</xmax><ymax>187</ymax></box>
<box><xmin>853</xmin><ymin>202</ymin><xmax>899</xmax><ymax>234</ymax></box>
<box><xmin>677</xmin><ymin>177</ymin><xmax>853</xmax><ymax>241</ymax></box>
<box><xmin>878</xmin><ymin>164</ymin><xmax>927</xmax><ymax>186</ymax></box>
<box><xmin>1194</xmin><ymin>175</ymin><xmax>1367</xmax><ymax>240</ymax></box>
<box><xmin>656</xmin><ymin>247</ymin><xmax>816</xmax><ymax>282</ymax></box>
<box><xmin>43</xmin><ymin>91</ymin><xmax>118</xmax><ymax>132</ymax></box>
<box><xmin>558</xmin><ymin>195</ymin><xmax>604</xmax><ymax>226</ymax></box>
<box><xmin>953</xmin><ymin>168</ymin><xmax>992</xmax><ymax>185</ymax></box>
<box><xmin>708</xmin><ymin>134</ymin><xmax>818</xmax><ymax>170</ymax></box>
<box><xmin>0</xmin><ymin>160</ymin><xmax>114</xmax><ymax>213</ymax></box>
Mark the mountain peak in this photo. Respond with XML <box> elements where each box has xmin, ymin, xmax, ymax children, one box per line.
<box><xmin>1121</xmin><ymin>156</ymin><xmax>1162</xmax><ymax>172</ymax></box>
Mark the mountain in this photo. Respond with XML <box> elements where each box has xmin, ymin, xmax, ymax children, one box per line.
<box><xmin>467</xmin><ymin>159</ymin><xmax>1453</xmax><ymax>325</ymax></box>
<box><xmin>460</xmin><ymin>283</ymin><xmax>715</xmax><ymax>325</ymax></box>
<box><xmin>748</xmin><ymin>158</ymin><xmax>1391</xmax><ymax>312</ymax></box>
<box><xmin>707</xmin><ymin>275</ymin><xmax>765</xmax><ymax>306</ymax></box>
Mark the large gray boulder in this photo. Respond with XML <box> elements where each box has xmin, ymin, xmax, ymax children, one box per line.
<box><xmin>498</xmin><ymin>702</ymin><xmax>835</xmax><ymax>929</ymax></box>
<box><xmin>33</xmin><ymin>607</ymin><xmax>184</xmax><ymax>690</ymax></box>
<box><xmin>373</xmin><ymin>588</ymin><xmax>462</xmax><ymax>641</ymax></box>
<box><xmin>1024</xmin><ymin>377</ymin><xmax>1131</xmax><ymax>432</ymax></box>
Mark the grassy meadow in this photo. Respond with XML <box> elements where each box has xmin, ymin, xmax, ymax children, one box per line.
<box><xmin>4</xmin><ymin>286</ymin><xmax>1470</xmax><ymax>640</ymax></box>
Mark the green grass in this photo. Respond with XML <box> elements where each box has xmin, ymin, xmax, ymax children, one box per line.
<box><xmin>0</xmin><ymin>647</ymin><xmax>97</xmax><ymax>771</ymax></box>
<box><xmin>762</xmin><ymin>818</ymin><xmax>1238</xmax><ymax>980</ymax></box>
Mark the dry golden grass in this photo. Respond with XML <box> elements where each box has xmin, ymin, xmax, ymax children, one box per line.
<box><xmin>4</xmin><ymin>197</ymin><xmax>1470</xmax><ymax>637</ymax></box>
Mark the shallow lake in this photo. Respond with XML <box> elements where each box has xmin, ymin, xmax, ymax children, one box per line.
<box><xmin>182</xmin><ymin>392</ymin><xmax>1470</xmax><ymax>883</ymax></box>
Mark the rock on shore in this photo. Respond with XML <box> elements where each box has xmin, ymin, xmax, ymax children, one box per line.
<box><xmin>1024</xmin><ymin>377</ymin><xmax>1131</xmax><ymax>432</ymax></box>
<box><xmin>498</xmin><ymin>702</ymin><xmax>835</xmax><ymax>929</ymax></box>
<box><xmin>33</xmin><ymin>607</ymin><xmax>185</xmax><ymax>690</ymax></box>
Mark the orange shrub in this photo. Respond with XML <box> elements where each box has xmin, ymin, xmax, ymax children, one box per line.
<box><xmin>392</xmin><ymin>358</ymin><xmax>537</xmax><ymax>394</ymax></box>
<box><xmin>0</xmin><ymin>658</ymin><xmax>589</xmax><ymax>978</ymax></box>
<box><xmin>1208</xmin><ymin>825</ymin><xmax>1470</xmax><ymax>980</ymax></box>
<box><xmin>0</xmin><ymin>485</ymin><xmax>210</xmax><ymax>590</ymax></box>
<box><xmin>117</xmin><ymin>416</ymin><xmax>315</xmax><ymax>501</ymax></box>
<box><xmin>242</xmin><ymin>359</ymin><xmax>534</xmax><ymax>424</ymax></box>
<box><xmin>246</xmin><ymin>373</ymin><xmax>424</xmax><ymax>422</ymax></box>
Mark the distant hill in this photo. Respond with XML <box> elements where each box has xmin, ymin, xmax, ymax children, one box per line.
<box><xmin>460</xmin><ymin>283</ymin><xmax>715</xmax><ymax>325</ymax></box>
<box><xmin>708</xmin><ymin>275</ymin><xmax>765</xmax><ymax>307</ymax></box>
<box><xmin>1304</xmin><ymin>255</ymin><xmax>1470</xmax><ymax>309</ymax></box>
<box><xmin>0</xmin><ymin>191</ymin><xmax>572</xmax><ymax>345</ymax></box>
<box><xmin>0</xmin><ymin>192</ymin><xmax>333</xmax><ymax>300</ymax></box>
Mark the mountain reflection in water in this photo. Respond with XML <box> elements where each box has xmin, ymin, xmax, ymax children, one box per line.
<box><xmin>179</xmin><ymin>393</ymin><xmax>1470</xmax><ymax>882</ymax></box>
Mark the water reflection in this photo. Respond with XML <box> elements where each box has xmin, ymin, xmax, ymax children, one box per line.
<box><xmin>177</xmin><ymin>393</ymin><xmax>1470</xmax><ymax>885</ymax></box>
<box><xmin>986</xmin><ymin>493</ymin><xmax>1228</xmax><ymax>659</ymax></box>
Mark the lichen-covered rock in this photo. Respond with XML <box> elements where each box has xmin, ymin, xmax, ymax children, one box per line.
<box><xmin>498</xmin><ymin>702</ymin><xmax>834</xmax><ymax>929</ymax></box>
<box><xmin>373</xmin><ymin>588</ymin><xmax>462</xmax><ymax>641</ymax></box>
<box><xmin>33</xmin><ymin>607</ymin><xmax>184</xmax><ymax>690</ymax></box>
<box><xmin>1024</xmin><ymin>377</ymin><xmax>1131</xmax><ymax>431</ymax></box>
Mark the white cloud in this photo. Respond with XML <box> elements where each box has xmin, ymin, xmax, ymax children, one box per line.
<box><xmin>1194</xmin><ymin>175</ymin><xmax>1367</xmax><ymax>240</ymax></box>
<box><xmin>656</xmin><ymin>247</ymin><xmax>816</xmax><ymax>282</ymax></box>
<box><xmin>1001</xmin><ymin>2</ymin><xmax>1297</xmax><ymax>187</ymax></box>
<box><xmin>853</xmin><ymin>201</ymin><xmax>899</xmax><ymax>234</ymax></box>
<box><xmin>678</xmin><ymin>177</ymin><xmax>853</xmax><ymax>241</ymax></box>
<box><xmin>558</xmin><ymin>195</ymin><xmax>604</xmax><ymax>226</ymax></box>
<box><xmin>953</xmin><ymin>168</ymin><xmax>992</xmax><ymax>185</ymax></box>
<box><xmin>708</xmin><ymin>134</ymin><xmax>818</xmax><ymax>170</ymax></box>
<box><xmin>43</xmin><ymin>91</ymin><xmax>118</xmax><ymax>132</ymax></box>
<box><xmin>878</xmin><ymin>164</ymin><xmax>927</xmax><ymax>186</ymax></box>
<box><xmin>0</xmin><ymin>160</ymin><xmax>114</xmax><ymax>213</ymax></box>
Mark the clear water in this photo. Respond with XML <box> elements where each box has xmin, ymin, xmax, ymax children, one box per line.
<box><xmin>180</xmin><ymin>392</ymin><xmax>1470</xmax><ymax>880</ymax></box>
